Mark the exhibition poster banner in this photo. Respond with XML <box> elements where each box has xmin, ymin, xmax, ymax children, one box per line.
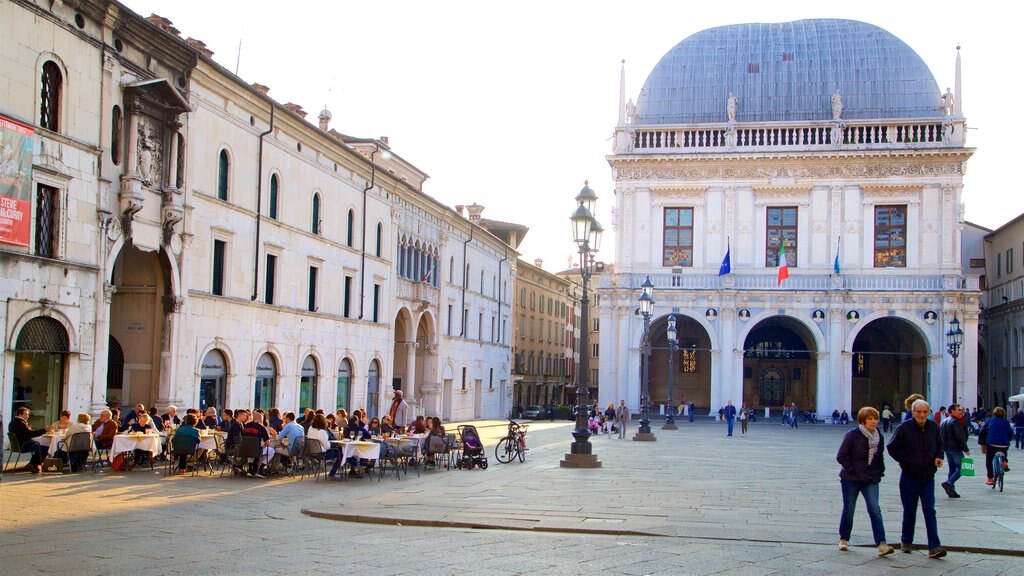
<box><xmin>0</xmin><ymin>114</ymin><xmax>35</xmax><ymax>246</ymax></box>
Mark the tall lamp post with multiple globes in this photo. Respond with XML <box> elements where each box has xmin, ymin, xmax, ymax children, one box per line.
<box><xmin>946</xmin><ymin>315</ymin><xmax>963</xmax><ymax>405</ymax></box>
<box><xmin>560</xmin><ymin>182</ymin><xmax>602</xmax><ymax>469</ymax></box>
<box><xmin>634</xmin><ymin>276</ymin><xmax>657</xmax><ymax>441</ymax></box>
<box><xmin>662</xmin><ymin>314</ymin><xmax>678</xmax><ymax>430</ymax></box>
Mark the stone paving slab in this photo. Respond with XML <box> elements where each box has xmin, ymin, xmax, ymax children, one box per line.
<box><xmin>2</xmin><ymin>418</ymin><xmax>1023</xmax><ymax>575</ymax></box>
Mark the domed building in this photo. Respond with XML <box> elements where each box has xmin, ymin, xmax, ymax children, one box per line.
<box><xmin>601</xmin><ymin>19</ymin><xmax>979</xmax><ymax>422</ymax></box>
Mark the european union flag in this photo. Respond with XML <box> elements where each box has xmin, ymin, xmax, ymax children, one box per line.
<box><xmin>719</xmin><ymin>244</ymin><xmax>731</xmax><ymax>276</ymax></box>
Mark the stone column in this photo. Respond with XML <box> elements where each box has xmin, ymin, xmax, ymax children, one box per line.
<box><xmin>404</xmin><ymin>341</ymin><xmax>418</xmax><ymax>404</ymax></box>
<box><xmin>156</xmin><ymin>296</ymin><xmax>185</xmax><ymax>409</ymax></box>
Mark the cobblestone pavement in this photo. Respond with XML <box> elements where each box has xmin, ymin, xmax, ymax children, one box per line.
<box><xmin>2</xmin><ymin>418</ymin><xmax>1021</xmax><ymax>575</ymax></box>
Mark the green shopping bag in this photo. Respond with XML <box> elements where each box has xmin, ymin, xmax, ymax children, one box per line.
<box><xmin>960</xmin><ymin>456</ymin><xmax>975</xmax><ymax>477</ymax></box>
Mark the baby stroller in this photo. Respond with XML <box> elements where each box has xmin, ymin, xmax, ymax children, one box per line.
<box><xmin>456</xmin><ymin>424</ymin><xmax>488</xmax><ymax>470</ymax></box>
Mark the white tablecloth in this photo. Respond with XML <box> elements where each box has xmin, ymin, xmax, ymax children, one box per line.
<box><xmin>331</xmin><ymin>440</ymin><xmax>381</xmax><ymax>461</ymax></box>
<box><xmin>109</xmin><ymin>434</ymin><xmax>163</xmax><ymax>461</ymax></box>
<box><xmin>385</xmin><ymin>436</ymin><xmax>422</xmax><ymax>460</ymax></box>
<box><xmin>39</xmin><ymin>433</ymin><xmax>64</xmax><ymax>456</ymax></box>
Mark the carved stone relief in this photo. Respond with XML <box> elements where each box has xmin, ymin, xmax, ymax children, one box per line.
<box><xmin>137</xmin><ymin>116</ymin><xmax>164</xmax><ymax>188</ymax></box>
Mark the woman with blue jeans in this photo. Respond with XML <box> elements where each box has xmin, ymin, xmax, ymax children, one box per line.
<box><xmin>836</xmin><ymin>406</ymin><xmax>895</xmax><ymax>557</ymax></box>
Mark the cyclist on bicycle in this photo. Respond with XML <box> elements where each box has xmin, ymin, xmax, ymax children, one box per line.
<box><xmin>979</xmin><ymin>407</ymin><xmax>1013</xmax><ymax>486</ymax></box>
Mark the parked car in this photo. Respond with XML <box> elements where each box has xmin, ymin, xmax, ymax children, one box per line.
<box><xmin>522</xmin><ymin>405</ymin><xmax>549</xmax><ymax>419</ymax></box>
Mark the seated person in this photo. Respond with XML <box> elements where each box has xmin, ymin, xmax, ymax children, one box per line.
<box><xmin>54</xmin><ymin>413</ymin><xmax>95</xmax><ymax>472</ymax></box>
<box><xmin>185</xmin><ymin>408</ymin><xmax>207</xmax><ymax>430</ymax></box>
<box><xmin>9</xmin><ymin>406</ymin><xmax>49</xmax><ymax>472</ymax></box>
<box><xmin>92</xmin><ymin>409</ymin><xmax>118</xmax><ymax>450</ymax></box>
<box><xmin>367</xmin><ymin>417</ymin><xmax>381</xmax><ymax>437</ymax></box>
<box><xmin>161</xmin><ymin>405</ymin><xmax>181</xmax><ymax>427</ymax></box>
<box><xmin>267</xmin><ymin>408</ymin><xmax>284</xmax><ymax>433</ymax></box>
<box><xmin>380</xmin><ymin>415</ymin><xmax>395</xmax><ymax>436</ymax></box>
<box><xmin>305</xmin><ymin>414</ymin><xmax>341</xmax><ymax>478</ymax></box>
<box><xmin>274</xmin><ymin>412</ymin><xmax>304</xmax><ymax>467</ymax></box>
<box><xmin>224</xmin><ymin>409</ymin><xmax>247</xmax><ymax>452</ymax></box>
<box><xmin>341</xmin><ymin>416</ymin><xmax>372</xmax><ymax>476</ymax></box>
<box><xmin>218</xmin><ymin>408</ymin><xmax>234</xmax><ymax>432</ymax></box>
<box><xmin>147</xmin><ymin>407</ymin><xmax>165</xmax><ymax>432</ymax></box>
<box><xmin>170</xmin><ymin>414</ymin><xmax>201</xmax><ymax>474</ymax></box>
<box><xmin>325</xmin><ymin>413</ymin><xmax>338</xmax><ymax>430</ymax></box>
<box><xmin>409</xmin><ymin>415</ymin><xmax>428</xmax><ymax>434</ymax></box>
<box><xmin>204</xmin><ymin>407</ymin><xmax>221</xmax><ymax>429</ymax></box>
<box><xmin>121</xmin><ymin>403</ymin><xmax>162</xmax><ymax>432</ymax></box>
<box><xmin>425</xmin><ymin>417</ymin><xmax>447</xmax><ymax>466</ymax></box>
<box><xmin>51</xmin><ymin>409</ymin><xmax>72</xmax><ymax>434</ymax></box>
<box><xmin>128</xmin><ymin>413</ymin><xmax>158</xmax><ymax>465</ymax></box>
<box><xmin>241</xmin><ymin>410</ymin><xmax>272</xmax><ymax>477</ymax></box>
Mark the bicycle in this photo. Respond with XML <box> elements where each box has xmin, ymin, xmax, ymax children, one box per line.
<box><xmin>992</xmin><ymin>450</ymin><xmax>1008</xmax><ymax>492</ymax></box>
<box><xmin>495</xmin><ymin>419</ymin><xmax>528</xmax><ymax>463</ymax></box>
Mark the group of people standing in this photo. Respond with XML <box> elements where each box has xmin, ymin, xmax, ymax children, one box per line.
<box><xmin>837</xmin><ymin>394</ymin><xmax>1015</xmax><ymax>560</ymax></box>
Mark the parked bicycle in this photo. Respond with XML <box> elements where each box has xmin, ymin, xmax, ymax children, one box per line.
<box><xmin>495</xmin><ymin>419</ymin><xmax>528</xmax><ymax>463</ymax></box>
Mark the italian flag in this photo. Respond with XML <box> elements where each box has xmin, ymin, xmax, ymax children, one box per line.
<box><xmin>777</xmin><ymin>243</ymin><xmax>790</xmax><ymax>285</ymax></box>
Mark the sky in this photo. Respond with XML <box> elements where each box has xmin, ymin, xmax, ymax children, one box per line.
<box><xmin>120</xmin><ymin>0</ymin><xmax>1015</xmax><ymax>272</ymax></box>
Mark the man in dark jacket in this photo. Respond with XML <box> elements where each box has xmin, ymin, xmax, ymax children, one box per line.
<box><xmin>938</xmin><ymin>404</ymin><xmax>970</xmax><ymax>498</ymax></box>
<box><xmin>887</xmin><ymin>399</ymin><xmax>946</xmax><ymax>559</ymax></box>
<box><xmin>8</xmin><ymin>406</ymin><xmax>48</xmax><ymax>472</ymax></box>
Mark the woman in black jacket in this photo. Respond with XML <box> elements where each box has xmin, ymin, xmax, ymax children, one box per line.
<box><xmin>836</xmin><ymin>406</ymin><xmax>895</xmax><ymax>557</ymax></box>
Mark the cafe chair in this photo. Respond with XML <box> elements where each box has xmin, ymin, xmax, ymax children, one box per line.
<box><xmin>91</xmin><ymin>439</ymin><xmax>111</xmax><ymax>472</ymax></box>
<box><xmin>56</xmin><ymin>432</ymin><xmax>93</xmax><ymax>473</ymax></box>
<box><xmin>397</xmin><ymin>439</ymin><xmax>421</xmax><ymax>478</ymax></box>
<box><xmin>5</xmin><ymin>432</ymin><xmax>32</xmax><ymax>471</ymax></box>
<box><xmin>167</xmin><ymin>434</ymin><xmax>200</xmax><ymax>477</ymax></box>
<box><xmin>301</xmin><ymin>438</ymin><xmax>327</xmax><ymax>482</ymax></box>
<box><xmin>376</xmin><ymin>440</ymin><xmax>406</xmax><ymax>481</ymax></box>
<box><xmin>226</xmin><ymin>436</ymin><xmax>263</xmax><ymax>478</ymax></box>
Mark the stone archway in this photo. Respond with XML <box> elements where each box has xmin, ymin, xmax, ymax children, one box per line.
<box><xmin>742</xmin><ymin>316</ymin><xmax>818</xmax><ymax>412</ymax></box>
<box><xmin>648</xmin><ymin>314</ymin><xmax>712</xmax><ymax>412</ymax></box>
<box><xmin>851</xmin><ymin>317</ymin><xmax>929</xmax><ymax>413</ymax></box>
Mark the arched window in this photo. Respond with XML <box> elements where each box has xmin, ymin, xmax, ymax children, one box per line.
<box><xmin>375</xmin><ymin>222</ymin><xmax>383</xmax><ymax>257</ymax></box>
<box><xmin>39</xmin><ymin>61</ymin><xmax>62</xmax><ymax>131</ymax></box>
<box><xmin>347</xmin><ymin>209</ymin><xmax>355</xmax><ymax>247</ymax></box>
<box><xmin>311</xmin><ymin>193</ymin><xmax>321</xmax><ymax>234</ymax></box>
<box><xmin>216</xmin><ymin>149</ymin><xmax>229</xmax><ymax>200</ymax></box>
<box><xmin>269</xmin><ymin>174</ymin><xmax>279</xmax><ymax>219</ymax></box>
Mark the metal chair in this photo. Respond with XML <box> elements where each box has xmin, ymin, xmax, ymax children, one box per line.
<box><xmin>301</xmin><ymin>437</ymin><xmax>327</xmax><ymax>482</ymax></box>
<box><xmin>166</xmin><ymin>433</ymin><xmax>200</xmax><ymax>476</ymax></box>
<box><xmin>5</xmin><ymin>432</ymin><xmax>29</xmax><ymax>471</ymax></box>
<box><xmin>227</xmin><ymin>436</ymin><xmax>263</xmax><ymax>478</ymax></box>
<box><xmin>377</xmin><ymin>440</ymin><xmax>406</xmax><ymax>481</ymax></box>
<box><xmin>56</xmin><ymin>432</ymin><xmax>93</xmax><ymax>473</ymax></box>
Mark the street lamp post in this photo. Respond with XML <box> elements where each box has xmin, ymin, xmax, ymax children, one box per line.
<box><xmin>634</xmin><ymin>276</ymin><xmax>657</xmax><ymax>441</ymax></box>
<box><xmin>662</xmin><ymin>314</ymin><xmax>678</xmax><ymax>430</ymax></box>
<box><xmin>946</xmin><ymin>315</ymin><xmax>963</xmax><ymax>405</ymax></box>
<box><xmin>561</xmin><ymin>182</ymin><xmax>602</xmax><ymax>469</ymax></box>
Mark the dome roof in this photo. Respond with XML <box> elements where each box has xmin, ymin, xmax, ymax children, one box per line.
<box><xmin>634</xmin><ymin>19</ymin><xmax>943</xmax><ymax>124</ymax></box>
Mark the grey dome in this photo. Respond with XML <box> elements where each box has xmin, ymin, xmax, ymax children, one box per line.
<box><xmin>634</xmin><ymin>19</ymin><xmax>943</xmax><ymax>124</ymax></box>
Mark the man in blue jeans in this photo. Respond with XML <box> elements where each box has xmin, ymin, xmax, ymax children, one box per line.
<box><xmin>723</xmin><ymin>400</ymin><xmax>737</xmax><ymax>437</ymax></box>
<box><xmin>887</xmin><ymin>399</ymin><xmax>946</xmax><ymax>559</ymax></box>
<box><xmin>938</xmin><ymin>404</ymin><xmax>970</xmax><ymax>498</ymax></box>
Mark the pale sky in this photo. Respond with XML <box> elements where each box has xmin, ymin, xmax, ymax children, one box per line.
<box><xmin>122</xmin><ymin>0</ymin><xmax>1014</xmax><ymax>271</ymax></box>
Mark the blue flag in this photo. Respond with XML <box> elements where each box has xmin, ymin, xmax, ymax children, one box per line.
<box><xmin>719</xmin><ymin>243</ymin><xmax>731</xmax><ymax>276</ymax></box>
<box><xmin>833</xmin><ymin>253</ymin><xmax>841</xmax><ymax>275</ymax></box>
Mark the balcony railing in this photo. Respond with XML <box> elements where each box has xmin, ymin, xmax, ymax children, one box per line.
<box><xmin>396</xmin><ymin>277</ymin><xmax>439</xmax><ymax>305</ymax></box>
<box><xmin>602</xmin><ymin>273</ymin><xmax>978</xmax><ymax>292</ymax></box>
<box><xmin>617</xmin><ymin>117</ymin><xmax>964</xmax><ymax>155</ymax></box>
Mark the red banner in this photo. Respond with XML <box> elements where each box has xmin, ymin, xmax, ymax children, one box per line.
<box><xmin>0</xmin><ymin>114</ymin><xmax>35</xmax><ymax>246</ymax></box>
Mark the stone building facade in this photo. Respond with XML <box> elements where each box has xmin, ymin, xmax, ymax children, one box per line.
<box><xmin>600</xmin><ymin>19</ymin><xmax>980</xmax><ymax>418</ymax></box>
<box><xmin>1</xmin><ymin>0</ymin><xmax>511</xmax><ymax>427</ymax></box>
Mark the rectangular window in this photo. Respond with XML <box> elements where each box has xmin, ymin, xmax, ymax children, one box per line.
<box><xmin>873</xmin><ymin>205</ymin><xmax>907</xmax><ymax>268</ymax></box>
<box><xmin>463</xmin><ymin>308</ymin><xmax>469</xmax><ymax>335</ymax></box>
<box><xmin>491</xmin><ymin>316</ymin><xmax>495</xmax><ymax>342</ymax></box>
<box><xmin>1008</xmin><ymin>248</ymin><xmax>1015</xmax><ymax>274</ymax></box>
<box><xmin>593</xmin><ymin>318</ymin><xmax>600</xmax><ymax>332</ymax></box>
<box><xmin>766</xmin><ymin>207</ymin><xmax>798</xmax><ymax>267</ymax></box>
<box><xmin>663</xmin><ymin>207</ymin><xmax>694</xmax><ymax>267</ymax></box>
<box><xmin>343</xmin><ymin>276</ymin><xmax>352</xmax><ymax>318</ymax></box>
<box><xmin>34</xmin><ymin>184</ymin><xmax>59</xmax><ymax>258</ymax></box>
<box><xmin>212</xmin><ymin>239</ymin><xmax>226</xmax><ymax>296</ymax></box>
<box><xmin>592</xmin><ymin>343</ymin><xmax>599</xmax><ymax>358</ymax></box>
<box><xmin>478</xmin><ymin>312</ymin><xmax>483</xmax><ymax>340</ymax></box>
<box><xmin>447</xmin><ymin>304</ymin><xmax>453</xmax><ymax>335</ymax></box>
<box><xmin>264</xmin><ymin>254</ymin><xmax>276</xmax><ymax>305</ymax></box>
<box><xmin>307</xmin><ymin>266</ymin><xmax>318</xmax><ymax>312</ymax></box>
<box><xmin>591</xmin><ymin>369</ymin><xmax>599</xmax><ymax>387</ymax></box>
<box><xmin>519</xmin><ymin>317</ymin><xmax>525</xmax><ymax>340</ymax></box>
<box><xmin>372</xmin><ymin>284</ymin><xmax>380</xmax><ymax>322</ymax></box>
<box><xmin>998</xmin><ymin>252</ymin><xmax>1002</xmax><ymax>278</ymax></box>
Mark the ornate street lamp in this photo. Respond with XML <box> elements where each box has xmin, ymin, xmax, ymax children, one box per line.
<box><xmin>634</xmin><ymin>276</ymin><xmax>657</xmax><ymax>441</ymax></box>
<box><xmin>663</xmin><ymin>314</ymin><xmax>678</xmax><ymax>430</ymax></box>
<box><xmin>946</xmin><ymin>315</ymin><xmax>963</xmax><ymax>405</ymax></box>
<box><xmin>561</xmin><ymin>182</ymin><xmax>602</xmax><ymax>468</ymax></box>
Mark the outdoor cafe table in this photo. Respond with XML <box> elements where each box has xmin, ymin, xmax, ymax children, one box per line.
<box><xmin>384</xmin><ymin>434</ymin><xmax>425</xmax><ymax>460</ymax></box>
<box><xmin>330</xmin><ymin>439</ymin><xmax>381</xmax><ymax>461</ymax></box>
<box><xmin>38</xmin><ymin>432</ymin><xmax>66</xmax><ymax>457</ymax></box>
<box><xmin>109</xmin><ymin>433</ymin><xmax>162</xmax><ymax>461</ymax></box>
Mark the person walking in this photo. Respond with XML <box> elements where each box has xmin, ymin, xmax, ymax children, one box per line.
<box><xmin>881</xmin><ymin>405</ymin><xmax>895</xmax><ymax>433</ymax></box>
<box><xmin>739</xmin><ymin>402</ymin><xmax>749</xmax><ymax>435</ymax></box>
<box><xmin>688</xmin><ymin>401</ymin><xmax>695</xmax><ymax>423</ymax></box>
<box><xmin>837</xmin><ymin>407</ymin><xmax>895</xmax><ymax>557</ymax></box>
<box><xmin>938</xmin><ymin>404</ymin><xmax>970</xmax><ymax>498</ymax></box>
<box><xmin>886</xmin><ymin>399</ymin><xmax>946</xmax><ymax>559</ymax></box>
<box><xmin>979</xmin><ymin>407</ymin><xmax>1013</xmax><ymax>486</ymax></box>
<box><xmin>603</xmin><ymin>403</ymin><xmax>616</xmax><ymax>435</ymax></box>
<box><xmin>723</xmin><ymin>400</ymin><xmax>737</xmax><ymax>437</ymax></box>
<box><xmin>615</xmin><ymin>400</ymin><xmax>630</xmax><ymax>439</ymax></box>
<box><xmin>1011</xmin><ymin>407</ymin><xmax>1024</xmax><ymax>449</ymax></box>
<box><xmin>789</xmin><ymin>402</ymin><xmax>800</xmax><ymax>429</ymax></box>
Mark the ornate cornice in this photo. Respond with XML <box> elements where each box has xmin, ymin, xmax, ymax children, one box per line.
<box><xmin>612</xmin><ymin>158</ymin><xmax>966</xmax><ymax>182</ymax></box>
